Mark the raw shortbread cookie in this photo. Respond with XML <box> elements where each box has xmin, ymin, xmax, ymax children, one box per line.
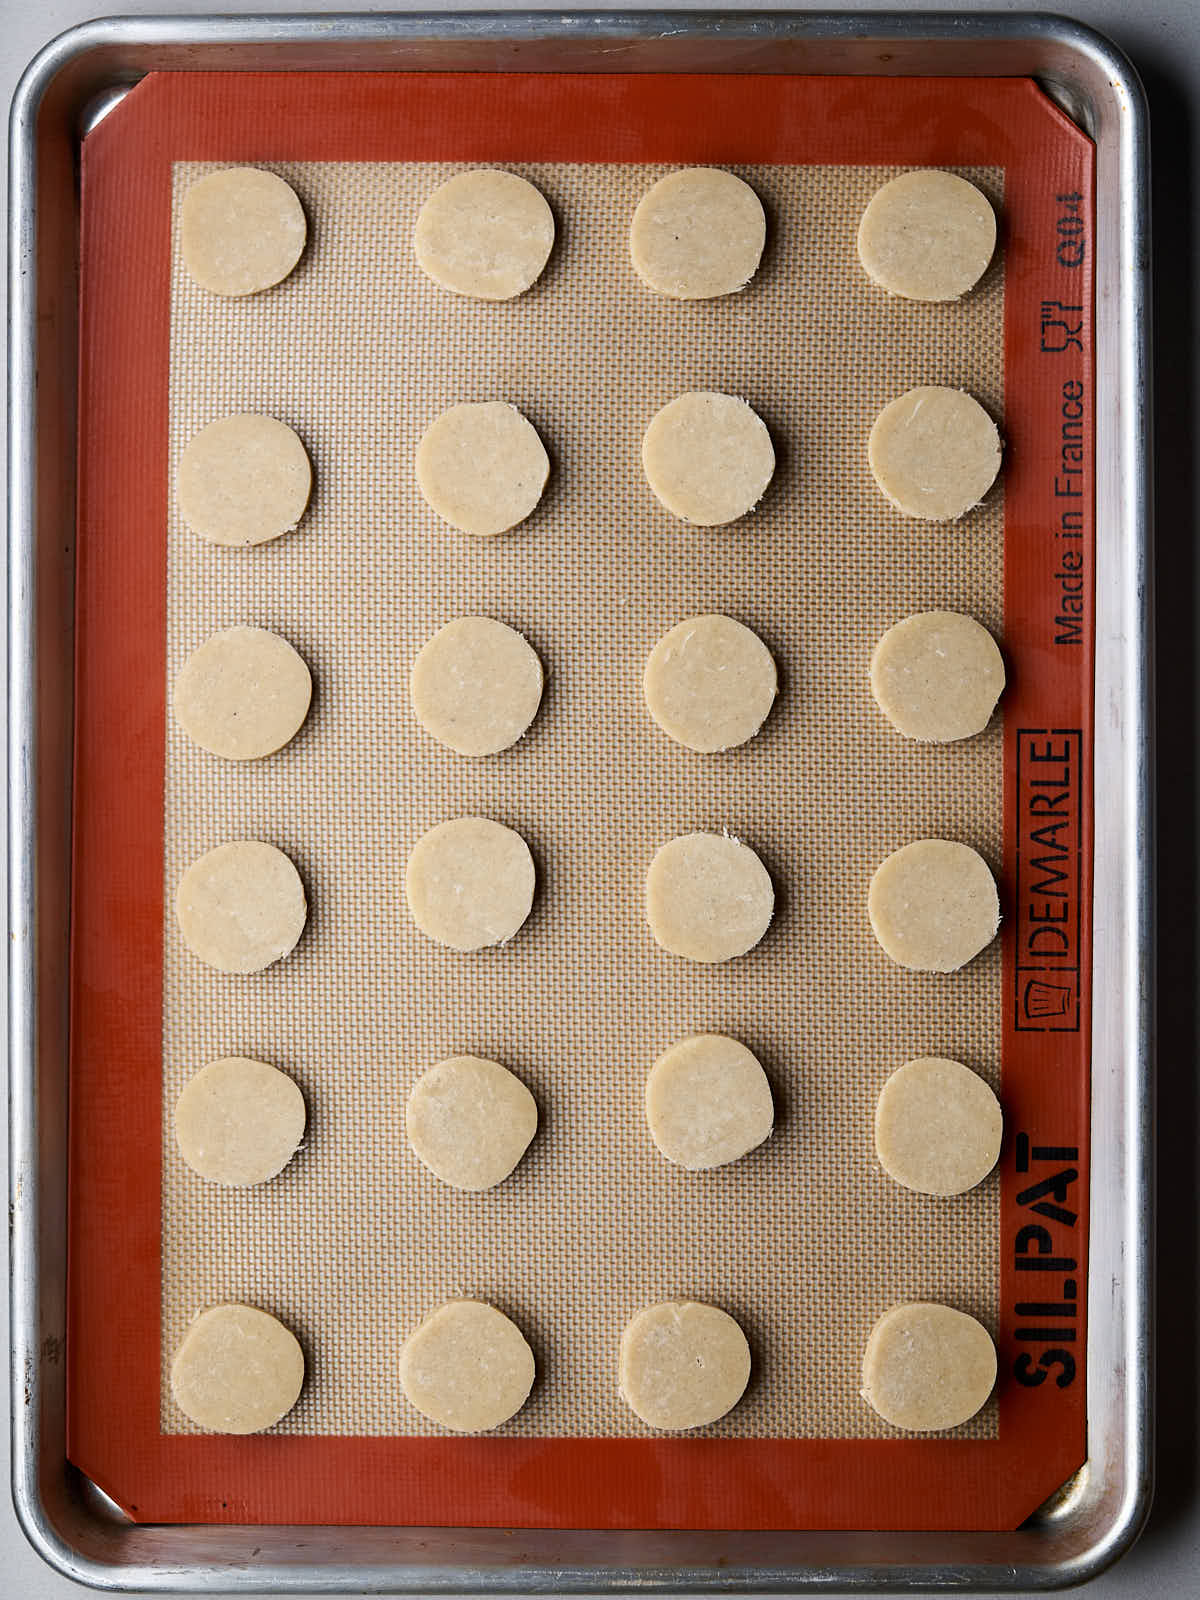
<box><xmin>406</xmin><ymin>1055</ymin><xmax>538</xmax><ymax>1190</ymax></box>
<box><xmin>416</xmin><ymin>403</ymin><xmax>550</xmax><ymax>537</ymax></box>
<box><xmin>875</xmin><ymin>1056</ymin><xmax>1002</xmax><ymax>1195</ymax></box>
<box><xmin>173</xmin><ymin>626</ymin><xmax>312</xmax><ymax>760</ymax></box>
<box><xmin>861</xmin><ymin>1302</ymin><xmax>997</xmax><ymax>1431</ymax></box>
<box><xmin>857</xmin><ymin>170</ymin><xmax>997</xmax><ymax>302</ymax></box>
<box><xmin>868</xmin><ymin>386</ymin><xmax>1001</xmax><ymax>522</ymax></box>
<box><xmin>643</xmin><ymin>615</ymin><xmax>777</xmax><ymax>752</ymax></box>
<box><xmin>405</xmin><ymin>817</ymin><xmax>536</xmax><ymax>951</ymax></box>
<box><xmin>619</xmin><ymin>1302</ymin><xmax>751</xmax><ymax>1430</ymax></box>
<box><xmin>630</xmin><ymin>168</ymin><xmax>766</xmax><ymax>299</ymax></box>
<box><xmin>646</xmin><ymin>1034</ymin><xmax>774</xmax><ymax>1170</ymax></box>
<box><xmin>180</xmin><ymin>167</ymin><xmax>307</xmax><ymax>297</ymax></box>
<box><xmin>414</xmin><ymin>169</ymin><xmax>555</xmax><ymax>300</ymax></box>
<box><xmin>411</xmin><ymin>618</ymin><xmax>543</xmax><ymax>756</ymax></box>
<box><xmin>399</xmin><ymin>1300</ymin><xmax>536</xmax><ymax>1431</ymax></box>
<box><xmin>646</xmin><ymin>832</ymin><xmax>774</xmax><ymax>963</ymax></box>
<box><xmin>868</xmin><ymin>839</ymin><xmax>999</xmax><ymax>973</ymax></box>
<box><xmin>642</xmin><ymin>392</ymin><xmax>775</xmax><ymax>526</ymax></box>
<box><xmin>178</xmin><ymin>414</ymin><xmax>312</xmax><ymax>547</ymax></box>
<box><xmin>176</xmin><ymin>841</ymin><xmax>307</xmax><ymax>974</ymax></box>
<box><xmin>870</xmin><ymin>611</ymin><xmax>1005</xmax><ymax>742</ymax></box>
<box><xmin>174</xmin><ymin>1056</ymin><xmax>307</xmax><ymax>1186</ymax></box>
<box><xmin>170</xmin><ymin>1303</ymin><xmax>305</xmax><ymax>1433</ymax></box>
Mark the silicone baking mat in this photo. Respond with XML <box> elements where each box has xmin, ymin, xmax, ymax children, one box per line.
<box><xmin>69</xmin><ymin>71</ymin><xmax>1094</xmax><ymax>1532</ymax></box>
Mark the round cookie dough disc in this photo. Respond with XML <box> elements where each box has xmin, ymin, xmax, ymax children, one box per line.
<box><xmin>868</xmin><ymin>839</ymin><xmax>999</xmax><ymax>973</ymax></box>
<box><xmin>181</xmin><ymin>167</ymin><xmax>307</xmax><ymax>297</ymax></box>
<box><xmin>619</xmin><ymin>1302</ymin><xmax>751</xmax><ymax>1430</ymax></box>
<box><xmin>399</xmin><ymin>1300</ymin><xmax>535</xmax><ymax>1432</ymax></box>
<box><xmin>870</xmin><ymin>611</ymin><xmax>1005</xmax><ymax>742</ymax></box>
<box><xmin>630</xmin><ymin>168</ymin><xmax>766</xmax><ymax>299</ymax></box>
<box><xmin>405</xmin><ymin>817</ymin><xmax>536</xmax><ymax>951</ymax></box>
<box><xmin>646</xmin><ymin>1034</ymin><xmax>774</xmax><ymax>1170</ymax></box>
<box><xmin>414</xmin><ymin>169</ymin><xmax>555</xmax><ymax>300</ymax></box>
<box><xmin>646</xmin><ymin>832</ymin><xmax>774</xmax><ymax>964</ymax></box>
<box><xmin>868</xmin><ymin>386</ymin><xmax>1001</xmax><ymax>522</ymax></box>
<box><xmin>176</xmin><ymin>841</ymin><xmax>307</xmax><ymax>974</ymax></box>
<box><xmin>875</xmin><ymin>1056</ymin><xmax>1002</xmax><ymax>1195</ymax></box>
<box><xmin>642</xmin><ymin>392</ymin><xmax>775</xmax><ymax>527</ymax></box>
<box><xmin>170</xmin><ymin>1304</ymin><xmax>305</xmax><ymax>1433</ymax></box>
<box><xmin>643</xmin><ymin>614</ymin><xmax>777</xmax><ymax>752</ymax></box>
<box><xmin>861</xmin><ymin>1303</ymin><xmax>997</xmax><ymax>1431</ymax></box>
<box><xmin>416</xmin><ymin>403</ymin><xmax>550</xmax><ymax>538</ymax></box>
<box><xmin>857</xmin><ymin>170</ymin><xmax>996</xmax><ymax>302</ymax></box>
<box><xmin>406</xmin><ymin>1055</ymin><xmax>538</xmax><ymax>1190</ymax></box>
<box><xmin>411</xmin><ymin>618</ymin><xmax>543</xmax><ymax>756</ymax></box>
<box><xmin>178</xmin><ymin>414</ymin><xmax>312</xmax><ymax>547</ymax></box>
<box><xmin>174</xmin><ymin>1056</ymin><xmax>306</xmax><ymax>1186</ymax></box>
<box><xmin>173</xmin><ymin>626</ymin><xmax>312</xmax><ymax>760</ymax></box>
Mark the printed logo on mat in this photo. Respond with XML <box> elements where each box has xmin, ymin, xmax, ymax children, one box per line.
<box><xmin>1014</xmin><ymin>729</ymin><xmax>1083</xmax><ymax>1032</ymax></box>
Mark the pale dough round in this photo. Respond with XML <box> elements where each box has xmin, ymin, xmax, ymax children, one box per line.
<box><xmin>868</xmin><ymin>386</ymin><xmax>1001</xmax><ymax>522</ymax></box>
<box><xmin>416</xmin><ymin>403</ymin><xmax>550</xmax><ymax>538</ymax></box>
<box><xmin>861</xmin><ymin>1303</ymin><xmax>997</xmax><ymax>1431</ymax></box>
<box><xmin>875</xmin><ymin>1057</ymin><xmax>1002</xmax><ymax>1195</ymax></box>
<box><xmin>646</xmin><ymin>1035</ymin><xmax>774</xmax><ymax>1170</ymax></box>
<box><xmin>170</xmin><ymin>1303</ymin><xmax>305</xmax><ymax>1433</ymax></box>
<box><xmin>174</xmin><ymin>1056</ymin><xmax>306</xmax><ymax>1187</ymax></box>
<box><xmin>399</xmin><ymin>1300</ymin><xmax>535</xmax><ymax>1432</ymax></box>
<box><xmin>857</xmin><ymin>170</ymin><xmax>996</xmax><ymax>302</ymax></box>
<box><xmin>870</xmin><ymin>611</ymin><xmax>1005</xmax><ymax>742</ymax></box>
<box><xmin>644</xmin><ymin>615</ymin><xmax>777</xmax><ymax>752</ymax></box>
<box><xmin>176</xmin><ymin>841</ymin><xmax>307</xmax><ymax>974</ymax></box>
<box><xmin>619</xmin><ymin>1302</ymin><xmax>751</xmax><ymax>1430</ymax></box>
<box><xmin>173</xmin><ymin>626</ymin><xmax>312</xmax><ymax>760</ymax></box>
<box><xmin>181</xmin><ymin>167</ymin><xmax>307</xmax><ymax>297</ymax></box>
<box><xmin>414</xmin><ymin>169</ymin><xmax>555</xmax><ymax>301</ymax></box>
<box><xmin>406</xmin><ymin>1055</ymin><xmax>537</xmax><ymax>1190</ymax></box>
<box><xmin>411</xmin><ymin>618</ymin><xmax>543</xmax><ymax>756</ymax></box>
<box><xmin>405</xmin><ymin>817</ymin><xmax>535</xmax><ymax>951</ymax></box>
<box><xmin>646</xmin><ymin>832</ymin><xmax>774</xmax><ymax>964</ymax></box>
<box><xmin>630</xmin><ymin>168</ymin><xmax>766</xmax><ymax>299</ymax></box>
<box><xmin>642</xmin><ymin>392</ymin><xmax>775</xmax><ymax>526</ymax></box>
<box><xmin>178</xmin><ymin>414</ymin><xmax>312</xmax><ymax>547</ymax></box>
<box><xmin>868</xmin><ymin>840</ymin><xmax>999</xmax><ymax>973</ymax></box>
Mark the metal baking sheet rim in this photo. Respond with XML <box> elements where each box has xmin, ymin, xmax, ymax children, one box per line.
<box><xmin>7</xmin><ymin>10</ymin><xmax>1152</xmax><ymax>1593</ymax></box>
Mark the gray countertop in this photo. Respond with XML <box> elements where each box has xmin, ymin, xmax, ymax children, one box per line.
<box><xmin>3</xmin><ymin>1</ymin><xmax>1195</xmax><ymax>1595</ymax></box>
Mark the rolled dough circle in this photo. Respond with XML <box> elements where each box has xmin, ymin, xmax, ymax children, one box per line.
<box><xmin>406</xmin><ymin>1055</ymin><xmax>538</xmax><ymax>1190</ymax></box>
<box><xmin>416</xmin><ymin>403</ymin><xmax>550</xmax><ymax>538</ymax></box>
<box><xmin>178</xmin><ymin>414</ymin><xmax>312</xmax><ymax>547</ymax></box>
<box><xmin>642</xmin><ymin>392</ymin><xmax>775</xmax><ymax>526</ymax></box>
<box><xmin>174</xmin><ymin>1056</ymin><xmax>306</xmax><ymax>1187</ymax></box>
<box><xmin>630</xmin><ymin>168</ymin><xmax>766</xmax><ymax>299</ymax></box>
<box><xmin>411</xmin><ymin>618</ymin><xmax>543</xmax><ymax>756</ymax></box>
<box><xmin>176</xmin><ymin>841</ymin><xmax>307</xmax><ymax>974</ymax></box>
<box><xmin>170</xmin><ymin>1303</ymin><xmax>305</xmax><ymax>1433</ymax></box>
<box><xmin>646</xmin><ymin>832</ymin><xmax>774</xmax><ymax>964</ymax></box>
<box><xmin>857</xmin><ymin>170</ymin><xmax>997</xmax><ymax>301</ymax></box>
<box><xmin>180</xmin><ymin>167</ymin><xmax>306</xmax><ymax>297</ymax></box>
<box><xmin>619</xmin><ymin>1302</ymin><xmax>751</xmax><ymax>1430</ymax></box>
<box><xmin>173</xmin><ymin>626</ymin><xmax>312</xmax><ymax>760</ymax></box>
<box><xmin>414</xmin><ymin>169</ymin><xmax>555</xmax><ymax>300</ymax></box>
<box><xmin>868</xmin><ymin>840</ymin><xmax>999</xmax><ymax>973</ymax></box>
<box><xmin>870</xmin><ymin>611</ymin><xmax>1005</xmax><ymax>742</ymax></box>
<box><xmin>646</xmin><ymin>1034</ymin><xmax>774</xmax><ymax>1170</ymax></box>
<box><xmin>399</xmin><ymin>1300</ymin><xmax>535</xmax><ymax>1431</ymax></box>
<box><xmin>861</xmin><ymin>1302</ymin><xmax>997</xmax><ymax>1431</ymax></box>
<box><xmin>874</xmin><ymin>1056</ymin><xmax>1002</xmax><ymax>1195</ymax></box>
<box><xmin>405</xmin><ymin>817</ymin><xmax>536</xmax><ymax>951</ymax></box>
<box><xmin>868</xmin><ymin>386</ymin><xmax>1001</xmax><ymax>522</ymax></box>
<box><xmin>643</xmin><ymin>614</ymin><xmax>777</xmax><ymax>752</ymax></box>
